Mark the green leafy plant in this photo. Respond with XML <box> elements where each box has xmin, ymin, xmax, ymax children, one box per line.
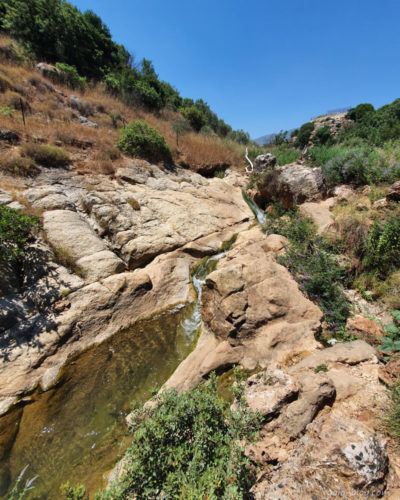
<box><xmin>387</xmin><ymin>381</ymin><xmax>400</xmax><ymax>442</ymax></box>
<box><xmin>364</xmin><ymin>217</ymin><xmax>400</xmax><ymax>278</ymax></box>
<box><xmin>55</xmin><ymin>62</ymin><xmax>87</xmax><ymax>90</ymax></box>
<box><xmin>97</xmin><ymin>374</ymin><xmax>260</xmax><ymax>499</ymax></box>
<box><xmin>61</xmin><ymin>482</ymin><xmax>88</xmax><ymax>500</ymax></box>
<box><xmin>214</xmin><ymin>170</ymin><xmax>225</xmax><ymax>178</ymax></box>
<box><xmin>315</xmin><ymin>364</ymin><xmax>328</xmax><ymax>373</ymax></box>
<box><xmin>0</xmin><ymin>205</ymin><xmax>39</xmax><ymax>260</ymax></box>
<box><xmin>0</xmin><ymin>104</ymin><xmax>14</xmax><ymax>116</ymax></box>
<box><xmin>7</xmin><ymin>465</ymin><xmax>37</xmax><ymax>500</ymax></box>
<box><xmin>294</xmin><ymin>121</ymin><xmax>315</xmax><ymax>148</ymax></box>
<box><xmin>265</xmin><ymin>203</ymin><xmax>351</xmax><ymax>333</ymax></box>
<box><xmin>117</xmin><ymin>121</ymin><xmax>172</xmax><ymax>163</ymax></box>
<box><xmin>378</xmin><ymin>311</ymin><xmax>400</xmax><ymax>354</ymax></box>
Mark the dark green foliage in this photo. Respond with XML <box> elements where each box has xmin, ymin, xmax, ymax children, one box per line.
<box><xmin>0</xmin><ymin>205</ymin><xmax>39</xmax><ymax>260</ymax></box>
<box><xmin>133</xmin><ymin>80</ymin><xmax>163</xmax><ymax>111</ymax></box>
<box><xmin>263</xmin><ymin>204</ymin><xmax>351</xmax><ymax>332</ymax></box>
<box><xmin>346</xmin><ymin>103</ymin><xmax>375</xmax><ymax>122</ymax></box>
<box><xmin>227</xmin><ymin>129</ymin><xmax>251</xmax><ymax>145</ymax></box>
<box><xmin>22</xmin><ymin>143</ymin><xmax>70</xmax><ymax>168</ymax></box>
<box><xmin>117</xmin><ymin>121</ymin><xmax>172</xmax><ymax>163</ymax></box>
<box><xmin>341</xmin><ymin>99</ymin><xmax>400</xmax><ymax>145</ymax></box>
<box><xmin>294</xmin><ymin>121</ymin><xmax>315</xmax><ymax>148</ymax></box>
<box><xmin>180</xmin><ymin>106</ymin><xmax>206</xmax><ymax>132</ymax></box>
<box><xmin>1</xmin><ymin>0</ymin><xmax>244</xmax><ymax>138</ymax></box>
<box><xmin>379</xmin><ymin>311</ymin><xmax>400</xmax><ymax>354</ymax></box>
<box><xmin>309</xmin><ymin>145</ymin><xmax>400</xmax><ymax>187</ymax></box>
<box><xmin>364</xmin><ymin>217</ymin><xmax>400</xmax><ymax>278</ymax></box>
<box><xmin>55</xmin><ymin>62</ymin><xmax>86</xmax><ymax>90</ymax></box>
<box><xmin>313</xmin><ymin>125</ymin><xmax>332</xmax><ymax>145</ymax></box>
<box><xmin>1</xmin><ymin>0</ymin><xmax>120</xmax><ymax>80</ymax></box>
<box><xmin>315</xmin><ymin>364</ymin><xmax>328</xmax><ymax>373</ymax></box>
<box><xmin>97</xmin><ymin>374</ymin><xmax>260</xmax><ymax>499</ymax></box>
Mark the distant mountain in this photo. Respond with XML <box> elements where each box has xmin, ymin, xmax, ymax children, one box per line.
<box><xmin>253</xmin><ymin>130</ymin><xmax>295</xmax><ymax>146</ymax></box>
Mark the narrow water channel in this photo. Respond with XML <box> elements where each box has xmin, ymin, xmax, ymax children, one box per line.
<box><xmin>242</xmin><ymin>190</ymin><xmax>266</xmax><ymax>225</ymax></box>
<box><xmin>0</xmin><ymin>253</ymin><xmax>223</xmax><ymax>500</ymax></box>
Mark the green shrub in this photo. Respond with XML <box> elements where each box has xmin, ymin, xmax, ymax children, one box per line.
<box><xmin>315</xmin><ymin>364</ymin><xmax>328</xmax><ymax>373</ymax></box>
<box><xmin>55</xmin><ymin>62</ymin><xmax>87</xmax><ymax>91</ymax></box>
<box><xmin>22</xmin><ymin>143</ymin><xmax>70</xmax><ymax>168</ymax></box>
<box><xmin>214</xmin><ymin>170</ymin><xmax>225</xmax><ymax>178</ymax></box>
<box><xmin>180</xmin><ymin>106</ymin><xmax>206</xmax><ymax>132</ymax></box>
<box><xmin>0</xmin><ymin>205</ymin><xmax>39</xmax><ymax>260</ymax></box>
<box><xmin>117</xmin><ymin>121</ymin><xmax>172</xmax><ymax>163</ymax></box>
<box><xmin>265</xmin><ymin>203</ymin><xmax>351</xmax><ymax>333</ymax></box>
<box><xmin>364</xmin><ymin>216</ymin><xmax>400</xmax><ymax>278</ymax></box>
<box><xmin>267</xmin><ymin>145</ymin><xmax>299</xmax><ymax>166</ymax></box>
<box><xmin>294</xmin><ymin>121</ymin><xmax>315</xmax><ymax>148</ymax></box>
<box><xmin>311</xmin><ymin>146</ymin><xmax>397</xmax><ymax>187</ymax></box>
<box><xmin>313</xmin><ymin>125</ymin><xmax>332</xmax><ymax>145</ymax></box>
<box><xmin>346</xmin><ymin>103</ymin><xmax>375</xmax><ymax>122</ymax></box>
<box><xmin>97</xmin><ymin>374</ymin><xmax>260</xmax><ymax>499</ymax></box>
<box><xmin>133</xmin><ymin>80</ymin><xmax>162</xmax><ymax>111</ymax></box>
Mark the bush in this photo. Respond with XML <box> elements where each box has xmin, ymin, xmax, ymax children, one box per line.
<box><xmin>311</xmin><ymin>146</ymin><xmax>398</xmax><ymax>187</ymax></box>
<box><xmin>180</xmin><ymin>106</ymin><xmax>206</xmax><ymax>132</ymax></box>
<box><xmin>22</xmin><ymin>143</ymin><xmax>70</xmax><ymax>168</ymax></box>
<box><xmin>364</xmin><ymin>216</ymin><xmax>400</xmax><ymax>278</ymax></box>
<box><xmin>117</xmin><ymin>121</ymin><xmax>172</xmax><ymax>163</ymax></box>
<box><xmin>313</xmin><ymin>125</ymin><xmax>332</xmax><ymax>145</ymax></box>
<box><xmin>294</xmin><ymin>121</ymin><xmax>315</xmax><ymax>148</ymax></box>
<box><xmin>55</xmin><ymin>63</ymin><xmax>87</xmax><ymax>91</ymax></box>
<box><xmin>0</xmin><ymin>205</ymin><xmax>39</xmax><ymax>260</ymax></box>
<box><xmin>267</xmin><ymin>145</ymin><xmax>299</xmax><ymax>166</ymax></box>
<box><xmin>264</xmin><ymin>204</ymin><xmax>351</xmax><ymax>333</ymax></box>
<box><xmin>133</xmin><ymin>80</ymin><xmax>162</xmax><ymax>111</ymax></box>
<box><xmin>98</xmin><ymin>374</ymin><xmax>260</xmax><ymax>499</ymax></box>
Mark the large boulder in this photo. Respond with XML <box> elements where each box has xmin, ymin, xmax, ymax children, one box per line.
<box><xmin>255</xmin><ymin>163</ymin><xmax>325</xmax><ymax>208</ymax></box>
<box><xmin>164</xmin><ymin>227</ymin><xmax>323</xmax><ymax>391</ymax></box>
<box><xmin>386</xmin><ymin>180</ymin><xmax>400</xmax><ymax>202</ymax></box>
<box><xmin>43</xmin><ymin>210</ymin><xmax>125</xmax><ymax>283</ymax></box>
<box><xmin>254</xmin><ymin>153</ymin><xmax>277</xmax><ymax>172</ymax></box>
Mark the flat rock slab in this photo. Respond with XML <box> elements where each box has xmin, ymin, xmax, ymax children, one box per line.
<box><xmin>43</xmin><ymin>209</ymin><xmax>125</xmax><ymax>282</ymax></box>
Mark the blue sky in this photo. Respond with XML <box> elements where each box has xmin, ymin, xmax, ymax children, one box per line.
<box><xmin>72</xmin><ymin>0</ymin><xmax>400</xmax><ymax>138</ymax></box>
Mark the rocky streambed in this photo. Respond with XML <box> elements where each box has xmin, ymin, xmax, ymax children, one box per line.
<box><xmin>0</xmin><ymin>160</ymin><xmax>399</xmax><ymax>499</ymax></box>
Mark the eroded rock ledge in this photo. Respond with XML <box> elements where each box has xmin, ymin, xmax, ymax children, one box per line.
<box><xmin>0</xmin><ymin>165</ymin><xmax>252</xmax><ymax>411</ymax></box>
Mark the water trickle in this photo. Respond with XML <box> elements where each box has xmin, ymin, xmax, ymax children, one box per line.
<box><xmin>242</xmin><ymin>190</ymin><xmax>266</xmax><ymax>225</ymax></box>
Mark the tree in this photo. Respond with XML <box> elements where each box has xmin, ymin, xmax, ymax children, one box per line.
<box><xmin>180</xmin><ymin>106</ymin><xmax>206</xmax><ymax>132</ymax></box>
<box><xmin>171</xmin><ymin>117</ymin><xmax>191</xmax><ymax>147</ymax></box>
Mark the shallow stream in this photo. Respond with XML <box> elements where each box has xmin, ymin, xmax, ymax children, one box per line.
<box><xmin>0</xmin><ymin>253</ymin><xmax>223</xmax><ymax>500</ymax></box>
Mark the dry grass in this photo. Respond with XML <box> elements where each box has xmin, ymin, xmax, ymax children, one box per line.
<box><xmin>0</xmin><ymin>55</ymin><xmax>246</xmax><ymax>180</ymax></box>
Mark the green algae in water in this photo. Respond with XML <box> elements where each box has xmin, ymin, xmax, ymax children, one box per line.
<box><xmin>0</xmin><ymin>304</ymin><xmax>197</xmax><ymax>500</ymax></box>
<box><xmin>0</xmin><ymin>253</ymin><xmax>225</xmax><ymax>500</ymax></box>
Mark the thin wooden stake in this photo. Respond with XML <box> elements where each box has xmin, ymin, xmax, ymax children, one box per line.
<box><xmin>20</xmin><ymin>98</ymin><xmax>26</xmax><ymax>127</ymax></box>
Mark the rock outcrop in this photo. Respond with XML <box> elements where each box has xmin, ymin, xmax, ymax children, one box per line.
<box><xmin>164</xmin><ymin>227</ymin><xmax>323</xmax><ymax>391</ymax></box>
<box><xmin>254</xmin><ymin>163</ymin><xmax>325</xmax><ymax>208</ymax></box>
<box><xmin>0</xmin><ymin>164</ymin><xmax>253</xmax><ymax>408</ymax></box>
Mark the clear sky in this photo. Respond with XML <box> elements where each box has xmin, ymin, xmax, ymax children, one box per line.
<box><xmin>71</xmin><ymin>0</ymin><xmax>400</xmax><ymax>138</ymax></box>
